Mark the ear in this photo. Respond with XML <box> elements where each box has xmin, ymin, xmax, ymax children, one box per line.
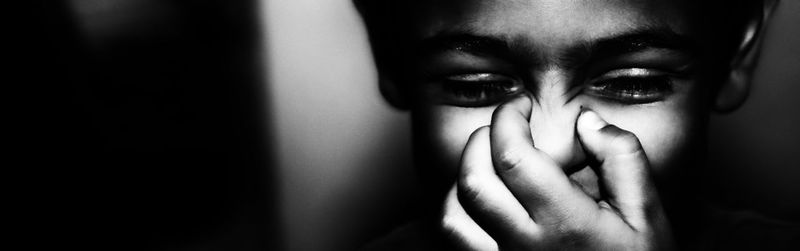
<box><xmin>714</xmin><ymin>0</ymin><xmax>780</xmax><ymax>112</ymax></box>
<box><xmin>379</xmin><ymin>76</ymin><xmax>410</xmax><ymax>109</ymax></box>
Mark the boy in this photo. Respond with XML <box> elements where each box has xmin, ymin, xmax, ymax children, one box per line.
<box><xmin>355</xmin><ymin>0</ymin><xmax>791</xmax><ymax>250</ymax></box>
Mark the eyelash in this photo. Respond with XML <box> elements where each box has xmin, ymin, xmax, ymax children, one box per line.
<box><xmin>437</xmin><ymin>74</ymin><xmax>523</xmax><ymax>107</ymax></box>
<box><xmin>585</xmin><ymin>76</ymin><xmax>673</xmax><ymax>104</ymax></box>
<box><xmin>434</xmin><ymin>70</ymin><xmax>674</xmax><ymax>107</ymax></box>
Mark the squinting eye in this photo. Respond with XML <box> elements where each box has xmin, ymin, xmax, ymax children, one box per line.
<box><xmin>436</xmin><ymin>73</ymin><xmax>523</xmax><ymax>107</ymax></box>
<box><xmin>585</xmin><ymin>68</ymin><xmax>674</xmax><ymax>104</ymax></box>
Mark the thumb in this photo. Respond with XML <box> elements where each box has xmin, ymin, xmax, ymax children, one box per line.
<box><xmin>575</xmin><ymin>109</ymin><xmax>659</xmax><ymax>231</ymax></box>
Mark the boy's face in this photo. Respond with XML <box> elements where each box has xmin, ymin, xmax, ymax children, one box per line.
<box><xmin>401</xmin><ymin>0</ymin><xmax>717</xmax><ymax>193</ymax></box>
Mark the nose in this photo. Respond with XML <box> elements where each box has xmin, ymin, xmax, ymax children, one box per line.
<box><xmin>526</xmin><ymin>82</ymin><xmax>586</xmax><ymax>173</ymax></box>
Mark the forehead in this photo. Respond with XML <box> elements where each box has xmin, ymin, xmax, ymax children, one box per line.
<box><xmin>411</xmin><ymin>0</ymin><xmax>697</xmax><ymax>51</ymax></box>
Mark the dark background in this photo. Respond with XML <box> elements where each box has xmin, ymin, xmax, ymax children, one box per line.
<box><xmin>25</xmin><ymin>1</ymin><xmax>276</xmax><ymax>250</ymax></box>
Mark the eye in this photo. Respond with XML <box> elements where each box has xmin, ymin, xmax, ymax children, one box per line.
<box><xmin>435</xmin><ymin>73</ymin><xmax>524</xmax><ymax>107</ymax></box>
<box><xmin>584</xmin><ymin>68</ymin><xmax>674</xmax><ymax>104</ymax></box>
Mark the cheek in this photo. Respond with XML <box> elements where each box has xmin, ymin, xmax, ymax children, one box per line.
<box><xmin>612</xmin><ymin>110</ymin><xmax>685</xmax><ymax>169</ymax></box>
<box><xmin>588</xmin><ymin>79</ymin><xmax>709</xmax><ymax>178</ymax></box>
<box><xmin>598</xmin><ymin>102</ymin><xmax>702</xmax><ymax>178</ymax></box>
<box><xmin>416</xmin><ymin>105</ymin><xmax>495</xmax><ymax>176</ymax></box>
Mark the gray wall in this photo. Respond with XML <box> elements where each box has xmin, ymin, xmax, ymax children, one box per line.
<box><xmin>264</xmin><ymin>1</ymin><xmax>415</xmax><ymax>250</ymax></box>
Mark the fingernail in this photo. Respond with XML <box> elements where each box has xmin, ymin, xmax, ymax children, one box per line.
<box><xmin>579</xmin><ymin>109</ymin><xmax>607</xmax><ymax>130</ymax></box>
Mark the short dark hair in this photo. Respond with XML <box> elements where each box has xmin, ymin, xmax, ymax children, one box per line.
<box><xmin>354</xmin><ymin>0</ymin><xmax>770</xmax><ymax>80</ymax></box>
<box><xmin>353</xmin><ymin>0</ymin><xmax>420</xmax><ymax>81</ymax></box>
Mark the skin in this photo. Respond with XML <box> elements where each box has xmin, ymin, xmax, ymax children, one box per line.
<box><xmin>441</xmin><ymin>98</ymin><xmax>674</xmax><ymax>250</ymax></box>
<box><xmin>409</xmin><ymin>0</ymin><xmax>710</xmax><ymax>193</ymax></box>
<box><xmin>371</xmin><ymin>0</ymin><xmax>763</xmax><ymax>249</ymax></box>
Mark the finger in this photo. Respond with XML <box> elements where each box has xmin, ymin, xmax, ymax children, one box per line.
<box><xmin>490</xmin><ymin>95</ymin><xmax>595</xmax><ymax>222</ymax></box>
<box><xmin>575</xmin><ymin>109</ymin><xmax>660</xmax><ymax>230</ymax></box>
<box><xmin>441</xmin><ymin>185</ymin><xmax>498</xmax><ymax>251</ymax></box>
<box><xmin>457</xmin><ymin>126</ymin><xmax>539</xmax><ymax>242</ymax></box>
<box><xmin>569</xmin><ymin>166</ymin><xmax>602</xmax><ymax>201</ymax></box>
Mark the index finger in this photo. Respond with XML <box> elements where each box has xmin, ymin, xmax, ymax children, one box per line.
<box><xmin>490</xmin><ymin>95</ymin><xmax>596</xmax><ymax>223</ymax></box>
<box><xmin>576</xmin><ymin>109</ymin><xmax>662</xmax><ymax>231</ymax></box>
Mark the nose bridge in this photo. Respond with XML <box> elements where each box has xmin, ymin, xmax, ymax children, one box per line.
<box><xmin>528</xmin><ymin>71</ymin><xmax>585</xmax><ymax>170</ymax></box>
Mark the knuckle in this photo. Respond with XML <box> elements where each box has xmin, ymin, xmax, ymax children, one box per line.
<box><xmin>494</xmin><ymin>148</ymin><xmax>526</xmax><ymax>171</ymax></box>
<box><xmin>555</xmin><ymin>230</ymin><xmax>591</xmax><ymax>249</ymax></box>
<box><xmin>547</xmin><ymin>218</ymin><xmax>593</xmax><ymax>249</ymax></box>
<box><xmin>439</xmin><ymin>195</ymin><xmax>462</xmax><ymax>235</ymax></box>
<box><xmin>438</xmin><ymin>207</ymin><xmax>473</xmax><ymax>247</ymax></box>
<box><xmin>439</xmin><ymin>187</ymin><xmax>460</xmax><ymax>231</ymax></box>
<box><xmin>539</xmin><ymin>209</ymin><xmax>596</xmax><ymax>245</ymax></box>
<box><xmin>439</xmin><ymin>217</ymin><xmax>463</xmax><ymax>243</ymax></box>
<box><xmin>439</xmin><ymin>210</ymin><xmax>459</xmax><ymax>233</ymax></box>
<box><xmin>457</xmin><ymin>174</ymin><xmax>486</xmax><ymax>204</ymax></box>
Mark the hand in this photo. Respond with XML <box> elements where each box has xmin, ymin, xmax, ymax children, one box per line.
<box><xmin>439</xmin><ymin>95</ymin><xmax>675</xmax><ymax>251</ymax></box>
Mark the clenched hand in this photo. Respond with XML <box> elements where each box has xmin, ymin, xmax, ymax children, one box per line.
<box><xmin>440</xmin><ymin>95</ymin><xmax>675</xmax><ymax>251</ymax></box>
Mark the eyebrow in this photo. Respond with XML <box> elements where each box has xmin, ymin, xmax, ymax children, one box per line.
<box><xmin>416</xmin><ymin>27</ymin><xmax>697</xmax><ymax>68</ymax></box>
<box><xmin>417</xmin><ymin>33</ymin><xmax>516</xmax><ymax>59</ymax></box>
<box><xmin>560</xmin><ymin>27</ymin><xmax>698</xmax><ymax>69</ymax></box>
